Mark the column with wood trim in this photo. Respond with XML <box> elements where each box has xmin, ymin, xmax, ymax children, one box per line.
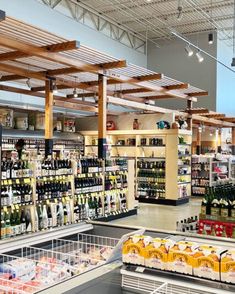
<box><xmin>98</xmin><ymin>74</ymin><xmax>107</xmax><ymax>159</ymax></box>
<box><xmin>186</xmin><ymin>100</ymin><xmax>193</xmax><ymax>131</ymax></box>
<box><xmin>45</xmin><ymin>79</ymin><xmax>54</xmax><ymax>157</ymax></box>
<box><xmin>232</xmin><ymin>127</ymin><xmax>235</xmax><ymax>155</ymax></box>
<box><xmin>217</xmin><ymin>129</ymin><xmax>222</xmax><ymax>153</ymax></box>
<box><xmin>196</xmin><ymin>127</ymin><xmax>202</xmax><ymax>155</ymax></box>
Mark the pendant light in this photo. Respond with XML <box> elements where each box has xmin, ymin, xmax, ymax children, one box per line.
<box><xmin>208</xmin><ymin>33</ymin><xmax>213</xmax><ymax>44</ymax></box>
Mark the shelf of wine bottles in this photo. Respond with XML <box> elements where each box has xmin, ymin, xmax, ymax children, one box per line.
<box><xmin>136</xmin><ymin>160</ymin><xmax>165</xmax><ymax>199</ymax></box>
<box><xmin>1</xmin><ymin>179</ymin><xmax>33</xmax><ymax>207</ymax></box>
<box><xmin>1</xmin><ymin>160</ymin><xmax>33</xmax><ymax>179</ymax></box>
<box><xmin>0</xmin><ymin>157</ymin><xmax>133</xmax><ymax>240</ymax></box>
<box><xmin>200</xmin><ymin>184</ymin><xmax>235</xmax><ymax>221</ymax></box>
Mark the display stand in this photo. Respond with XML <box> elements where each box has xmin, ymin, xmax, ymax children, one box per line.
<box><xmin>82</xmin><ymin>129</ymin><xmax>192</xmax><ymax>206</ymax></box>
<box><xmin>192</xmin><ymin>155</ymin><xmax>231</xmax><ymax>196</ymax></box>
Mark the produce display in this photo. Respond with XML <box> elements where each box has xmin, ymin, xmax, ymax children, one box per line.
<box><xmin>122</xmin><ymin>234</ymin><xmax>235</xmax><ymax>284</ymax></box>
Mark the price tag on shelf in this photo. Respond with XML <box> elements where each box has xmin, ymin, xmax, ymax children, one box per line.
<box><xmin>8</xmin><ymin>180</ymin><xmax>12</xmax><ymax>185</ymax></box>
<box><xmin>3</xmin><ymin>180</ymin><xmax>8</xmax><ymax>185</ymax></box>
<box><xmin>135</xmin><ymin>266</ymin><xmax>145</xmax><ymax>273</ymax></box>
<box><xmin>24</xmin><ymin>178</ymin><xmax>31</xmax><ymax>184</ymax></box>
<box><xmin>43</xmin><ymin>177</ymin><xmax>47</xmax><ymax>181</ymax></box>
<box><xmin>46</xmin><ymin>200</ymin><xmax>50</xmax><ymax>205</ymax></box>
<box><xmin>15</xmin><ymin>205</ymin><xmax>20</xmax><ymax>210</ymax></box>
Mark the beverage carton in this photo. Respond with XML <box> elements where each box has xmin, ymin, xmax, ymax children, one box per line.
<box><xmin>122</xmin><ymin>235</ymin><xmax>151</xmax><ymax>266</ymax></box>
<box><xmin>144</xmin><ymin>238</ymin><xmax>173</xmax><ymax>270</ymax></box>
<box><xmin>221</xmin><ymin>249</ymin><xmax>235</xmax><ymax>283</ymax></box>
<box><xmin>192</xmin><ymin>245</ymin><xmax>224</xmax><ymax>281</ymax></box>
<box><xmin>168</xmin><ymin>241</ymin><xmax>199</xmax><ymax>275</ymax></box>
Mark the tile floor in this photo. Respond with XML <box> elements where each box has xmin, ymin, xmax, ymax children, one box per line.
<box><xmin>113</xmin><ymin>198</ymin><xmax>202</xmax><ymax>231</ymax></box>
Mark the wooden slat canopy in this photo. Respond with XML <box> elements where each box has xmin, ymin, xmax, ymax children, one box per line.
<box><xmin>0</xmin><ymin>15</ymin><xmax>209</xmax><ymax>113</ymax></box>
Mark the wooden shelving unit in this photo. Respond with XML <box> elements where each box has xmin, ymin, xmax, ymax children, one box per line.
<box><xmin>82</xmin><ymin>129</ymin><xmax>192</xmax><ymax>206</ymax></box>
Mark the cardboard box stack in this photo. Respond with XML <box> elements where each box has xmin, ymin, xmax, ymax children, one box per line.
<box><xmin>122</xmin><ymin>234</ymin><xmax>235</xmax><ymax>284</ymax></box>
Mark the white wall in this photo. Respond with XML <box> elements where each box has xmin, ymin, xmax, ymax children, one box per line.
<box><xmin>147</xmin><ymin>33</ymin><xmax>217</xmax><ymax>111</ymax></box>
<box><xmin>0</xmin><ymin>0</ymin><xmax>147</xmax><ymax>111</ymax></box>
<box><xmin>0</xmin><ymin>0</ymin><xmax>146</xmax><ymax>67</ymax></box>
<box><xmin>216</xmin><ymin>40</ymin><xmax>235</xmax><ymax>116</ymax></box>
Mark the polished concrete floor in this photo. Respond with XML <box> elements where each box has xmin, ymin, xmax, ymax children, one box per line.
<box><xmin>113</xmin><ymin>198</ymin><xmax>201</xmax><ymax>231</ymax></box>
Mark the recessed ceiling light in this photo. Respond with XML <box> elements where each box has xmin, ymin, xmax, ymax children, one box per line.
<box><xmin>73</xmin><ymin>88</ymin><xmax>78</xmax><ymax>98</ymax></box>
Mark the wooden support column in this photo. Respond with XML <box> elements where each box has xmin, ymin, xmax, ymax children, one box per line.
<box><xmin>98</xmin><ymin>74</ymin><xmax>107</xmax><ymax>159</ymax></box>
<box><xmin>187</xmin><ymin>100</ymin><xmax>193</xmax><ymax>131</ymax></box>
<box><xmin>217</xmin><ymin>129</ymin><xmax>222</xmax><ymax>153</ymax></box>
<box><xmin>196</xmin><ymin>127</ymin><xmax>202</xmax><ymax>155</ymax></box>
<box><xmin>45</xmin><ymin>79</ymin><xmax>54</xmax><ymax>157</ymax></box>
<box><xmin>232</xmin><ymin>127</ymin><xmax>235</xmax><ymax>155</ymax></box>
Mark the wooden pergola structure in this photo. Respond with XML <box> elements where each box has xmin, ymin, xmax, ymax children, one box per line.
<box><xmin>1</xmin><ymin>11</ymin><xmax>233</xmax><ymax>157</ymax></box>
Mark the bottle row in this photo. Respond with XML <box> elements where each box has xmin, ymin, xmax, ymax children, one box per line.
<box><xmin>1</xmin><ymin>190</ymin><xmax>128</xmax><ymax>240</ymax></box>
<box><xmin>201</xmin><ymin>185</ymin><xmax>235</xmax><ymax>219</ymax></box>
<box><xmin>137</xmin><ymin>160</ymin><xmax>165</xmax><ymax>170</ymax></box>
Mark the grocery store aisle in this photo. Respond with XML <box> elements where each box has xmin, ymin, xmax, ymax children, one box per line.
<box><xmin>113</xmin><ymin>198</ymin><xmax>201</xmax><ymax>231</ymax></box>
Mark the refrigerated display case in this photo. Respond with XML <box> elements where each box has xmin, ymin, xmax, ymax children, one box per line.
<box><xmin>0</xmin><ymin>221</ymin><xmax>234</xmax><ymax>294</ymax></box>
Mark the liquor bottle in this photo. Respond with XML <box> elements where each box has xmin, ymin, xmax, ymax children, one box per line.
<box><xmin>10</xmin><ymin>210</ymin><xmax>16</xmax><ymax>237</ymax></box>
<box><xmin>1</xmin><ymin>211</ymin><xmax>6</xmax><ymax>239</ymax></box>
<box><xmin>42</xmin><ymin>205</ymin><xmax>48</xmax><ymax>230</ymax></box>
<box><xmin>57</xmin><ymin>202</ymin><xmax>64</xmax><ymax>226</ymax></box>
<box><xmin>63</xmin><ymin>204</ymin><xmax>68</xmax><ymax>225</ymax></box>
<box><xmin>34</xmin><ymin>207</ymin><xmax>39</xmax><ymax>232</ymax></box>
<box><xmin>220</xmin><ymin>189</ymin><xmax>229</xmax><ymax>219</ymax></box>
<box><xmin>37</xmin><ymin>205</ymin><xmax>43</xmax><ymax>231</ymax></box>
<box><xmin>25</xmin><ymin>209</ymin><xmax>32</xmax><ymax>233</ymax></box>
<box><xmin>210</xmin><ymin>187</ymin><xmax>220</xmax><ymax>217</ymax></box>
<box><xmin>20</xmin><ymin>209</ymin><xmax>26</xmax><ymax>235</ymax></box>
<box><xmin>73</xmin><ymin>200</ymin><xmax>79</xmax><ymax>223</ymax></box>
<box><xmin>201</xmin><ymin>187</ymin><xmax>208</xmax><ymax>215</ymax></box>
<box><xmin>66</xmin><ymin>202</ymin><xmax>71</xmax><ymax>224</ymax></box>
<box><xmin>5</xmin><ymin>211</ymin><xmax>12</xmax><ymax>239</ymax></box>
<box><xmin>47</xmin><ymin>205</ymin><xmax>53</xmax><ymax>228</ymax></box>
<box><xmin>97</xmin><ymin>197</ymin><xmax>103</xmax><ymax>217</ymax></box>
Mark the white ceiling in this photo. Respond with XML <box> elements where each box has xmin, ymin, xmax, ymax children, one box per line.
<box><xmin>71</xmin><ymin>0</ymin><xmax>235</xmax><ymax>46</ymax></box>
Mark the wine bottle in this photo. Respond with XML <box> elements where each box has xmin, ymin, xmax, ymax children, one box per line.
<box><xmin>34</xmin><ymin>207</ymin><xmax>39</xmax><ymax>232</ymax></box>
<box><xmin>20</xmin><ymin>209</ymin><xmax>26</xmax><ymax>235</ymax></box>
<box><xmin>47</xmin><ymin>205</ymin><xmax>53</xmax><ymax>228</ymax></box>
<box><xmin>97</xmin><ymin>197</ymin><xmax>103</xmax><ymax>217</ymax></box>
<box><xmin>1</xmin><ymin>211</ymin><xmax>6</xmax><ymax>239</ymax></box>
<box><xmin>5</xmin><ymin>211</ymin><xmax>12</xmax><ymax>238</ymax></box>
<box><xmin>25</xmin><ymin>209</ymin><xmax>32</xmax><ymax>233</ymax></box>
<box><xmin>63</xmin><ymin>204</ymin><xmax>68</xmax><ymax>225</ymax></box>
<box><xmin>10</xmin><ymin>210</ymin><xmax>16</xmax><ymax>237</ymax></box>
<box><xmin>42</xmin><ymin>205</ymin><xmax>48</xmax><ymax>229</ymax></box>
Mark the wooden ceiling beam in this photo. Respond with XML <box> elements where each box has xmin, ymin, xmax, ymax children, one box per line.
<box><xmin>1</xmin><ymin>60</ymin><xmax>127</xmax><ymax>82</ymax></box>
<box><xmin>201</xmin><ymin>113</ymin><xmax>226</xmax><ymax>118</ymax></box>
<box><xmin>220</xmin><ymin>117</ymin><xmax>235</xmax><ymax>122</ymax></box>
<box><xmin>179</xmin><ymin>108</ymin><xmax>209</xmax><ymax>114</ymax></box>
<box><xmin>188</xmin><ymin>91</ymin><xmax>208</xmax><ymax>97</ymax></box>
<box><xmin>0</xmin><ymin>34</ymin><xmax>196</xmax><ymax>101</ymax></box>
<box><xmin>0</xmin><ymin>40</ymin><xmax>80</xmax><ymax>62</ymax></box>
<box><xmin>192</xmin><ymin>114</ymin><xmax>235</xmax><ymax>127</ymax></box>
<box><xmin>164</xmin><ymin>83</ymin><xmax>189</xmax><ymax>90</ymax></box>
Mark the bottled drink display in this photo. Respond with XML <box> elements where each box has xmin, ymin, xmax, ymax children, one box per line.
<box><xmin>137</xmin><ymin>160</ymin><xmax>165</xmax><ymax>199</ymax></box>
<box><xmin>199</xmin><ymin>184</ymin><xmax>235</xmax><ymax>238</ymax></box>
<box><xmin>1</xmin><ymin>159</ymin><xmax>33</xmax><ymax>179</ymax></box>
<box><xmin>176</xmin><ymin>216</ymin><xmax>198</xmax><ymax>233</ymax></box>
<box><xmin>0</xmin><ymin>157</ymin><xmax>130</xmax><ymax>240</ymax></box>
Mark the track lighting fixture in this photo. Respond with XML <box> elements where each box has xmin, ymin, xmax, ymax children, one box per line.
<box><xmin>208</xmin><ymin>33</ymin><xmax>213</xmax><ymax>44</ymax></box>
<box><xmin>196</xmin><ymin>51</ymin><xmax>204</xmax><ymax>63</ymax></box>
<box><xmin>53</xmin><ymin>83</ymin><xmax>58</xmax><ymax>94</ymax></box>
<box><xmin>73</xmin><ymin>88</ymin><xmax>78</xmax><ymax>98</ymax></box>
<box><xmin>26</xmin><ymin>78</ymin><xmax>32</xmax><ymax>89</ymax></box>
<box><xmin>184</xmin><ymin>44</ymin><xmax>193</xmax><ymax>57</ymax></box>
<box><xmin>231</xmin><ymin>57</ymin><xmax>235</xmax><ymax>67</ymax></box>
